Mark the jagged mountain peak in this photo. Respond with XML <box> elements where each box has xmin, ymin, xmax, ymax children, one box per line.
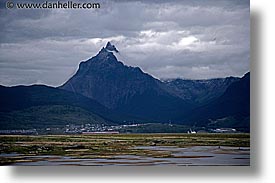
<box><xmin>87</xmin><ymin>42</ymin><xmax>121</xmax><ymax>65</ymax></box>
<box><xmin>105</xmin><ymin>41</ymin><xmax>119</xmax><ymax>53</ymax></box>
<box><xmin>96</xmin><ymin>47</ymin><xmax>117</xmax><ymax>61</ymax></box>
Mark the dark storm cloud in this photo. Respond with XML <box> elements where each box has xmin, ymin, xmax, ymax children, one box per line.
<box><xmin>0</xmin><ymin>0</ymin><xmax>249</xmax><ymax>86</ymax></box>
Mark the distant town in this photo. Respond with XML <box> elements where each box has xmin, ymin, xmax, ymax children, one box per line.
<box><xmin>0</xmin><ymin>123</ymin><xmax>239</xmax><ymax>135</ymax></box>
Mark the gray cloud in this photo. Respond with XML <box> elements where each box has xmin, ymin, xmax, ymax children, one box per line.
<box><xmin>0</xmin><ymin>0</ymin><xmax>249</xmax><ymax>86</ymax></box>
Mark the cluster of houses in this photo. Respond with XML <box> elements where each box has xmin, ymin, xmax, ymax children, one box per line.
<box><xmin>0</xmin><ymin>129</ymin><xmax>38</xmax><ymax>135</ymax></box>
<box><xmin>64</xmin><ymin>123</ymin><xmax>146</xmax><ymax>134</ymax></box>
<box><xmin>0</xmin><ymin>123</ymin><xmax>238</xmax><ymax>135</ymax></box>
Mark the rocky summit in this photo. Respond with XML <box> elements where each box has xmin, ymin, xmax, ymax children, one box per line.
<box><xmin>60</xmin><ymin>42</ymin><xmax>190</xmax><ymax>122</ymax></box>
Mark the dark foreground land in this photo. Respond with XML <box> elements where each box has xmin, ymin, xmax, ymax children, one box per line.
<box><xmin>0</xmin><ymin>133</ymin><xmax>250</xmax><ymax>166</ymax></box>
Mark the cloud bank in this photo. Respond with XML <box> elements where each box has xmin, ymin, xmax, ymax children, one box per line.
<box><xmin>0</xmin><ymin>0</ymin><xmax>250</xmax><ymax>86</ymax></box>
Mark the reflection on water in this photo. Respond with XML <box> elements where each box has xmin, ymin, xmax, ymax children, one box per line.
<box><xmin>2</xmin><ymin>146</ymin><xmax>250</xmax><ymax>166</ymax></box>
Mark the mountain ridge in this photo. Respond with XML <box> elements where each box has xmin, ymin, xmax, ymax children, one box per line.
<box><xmin>163</xmin><ymin>76</ymin><xmax>241</xmax><ymax>106</ymax></box>
<box><xmin>0</xmin><ymin>84</ymin><xmax>123</xmax><ymax>122</ymax></box>
<box><xmin>0</xmin><ymin>42</ymin><xmax>250</xmax><ymax>131</ymax></box>
<box><xmin>184</xmin><ymin>72</ymin><xmax>250</xmax><ymax>131</ymax></box>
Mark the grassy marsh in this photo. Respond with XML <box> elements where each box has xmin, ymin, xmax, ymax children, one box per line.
<box><xmin>0</xmin><ymin>133</ymin><xmax>249</xmax><ymax>165</ymax></box>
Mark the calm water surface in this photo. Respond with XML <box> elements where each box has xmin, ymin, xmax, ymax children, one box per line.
<box><xmin>2</xmin><ymin>146</ymin><xmax>250</xmax><ymax>166</ymax></box>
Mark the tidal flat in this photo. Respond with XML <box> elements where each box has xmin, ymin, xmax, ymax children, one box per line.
<box><xmin>0</xmin><ymin>133</ymin><xmax>250</xmax><ymax>166</ymax></box>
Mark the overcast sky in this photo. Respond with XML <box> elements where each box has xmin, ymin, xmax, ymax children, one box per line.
<box><xmin>0</xmin><ymin>0</ymin><xmax>250</xmax><ymax>86</ymax></box>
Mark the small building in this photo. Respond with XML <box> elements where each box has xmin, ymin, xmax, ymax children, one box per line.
<box><xmin>187</xmin><ymin>129</ymin><xmax>196</xmax><ymax>134</ymax></box>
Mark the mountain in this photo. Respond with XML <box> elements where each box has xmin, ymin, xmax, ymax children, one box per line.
<box><xmin>0</xmin><ymin>84</ymin><xmax>119</xmax><ymax>129</ymax></box>
<box><xmin>0</xmin><ymin>41</ymin><xmax>250</xmax><ymax>131</ymax></box>
<box><xmin>163</xmin><ymin>77</ymin><xmax>240</xmax><ymax>106</ymax></box>
<box><xmin>60</xmin><ymin>42</ymin><xmax>190</xmax><ymax>122</ymax></box>
<box><xmin>186</xmin><ymin>72</ymin><xmax>250</xmax><ymax>131</ymax></box>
